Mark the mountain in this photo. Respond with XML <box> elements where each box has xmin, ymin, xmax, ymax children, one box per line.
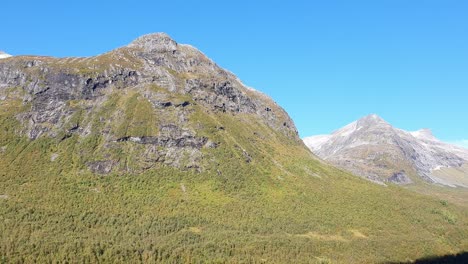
<box><xmin>304</xmin><ymin>114</ymin><xmax>468</xmax><ymax>187</ymax></box>
<box><xmin>0</xmin><ymin>51</ymin><xmax>12</xmax><ymax>59</ymax></box>
<box><xmin>0</xmin><ymin>33</ymin><xmax>298</xmax><ymax>174</ymax></box>
<box><xmin>1</xmin><ymin>35</ymin><xmax>468</xmax><ymax>263</ymax></box>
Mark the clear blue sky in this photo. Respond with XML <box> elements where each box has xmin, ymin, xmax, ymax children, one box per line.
<box><xmin>2</xmin><ymin>0</ymin><xmax>467</xmax><ymax>147</ymax></box>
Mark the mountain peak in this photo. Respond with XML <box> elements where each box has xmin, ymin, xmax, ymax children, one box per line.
<box><xmin>0</xmin><ymin>31</ymin><xmax>299</xmax><ymax>172</ymax></box>
<box><xmin>360</xmin><ymin>114</ymin><xmax>384</xmax><ymax>121</ymax></box>
<box><xmin>127</xmin><ymin>32</ymin><xmax>178</xmax><ymax>53</ymax></box>
<box><xmin>304</xmin><ymin>114</ymin><xmax>468</xmax><ymax>187</ymax></box>
<box><xmin>356</xmin><ymin>114</ymin><xmax>389</xmax><ymax>126</ymax></box>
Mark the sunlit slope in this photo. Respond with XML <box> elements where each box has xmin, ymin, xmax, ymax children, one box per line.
<box><xmin>0</xmin><ymin>33</ymin><xmax>467</xmax><ymax>263</ymax></box>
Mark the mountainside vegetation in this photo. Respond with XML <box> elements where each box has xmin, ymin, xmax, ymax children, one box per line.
<box><xmin>1</xmin><ymin>34</ymin><xmax>467</xmax><ymax>263</ymax></box>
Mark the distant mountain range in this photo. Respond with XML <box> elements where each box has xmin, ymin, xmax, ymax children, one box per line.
<box><xmin>304</xmin><ymin>114</ymin><xmax>468</xmax><ymax>187</ymax></box>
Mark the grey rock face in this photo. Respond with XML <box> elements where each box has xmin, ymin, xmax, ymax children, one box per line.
<box><xmin>387</xmin><ymin>171</ymin><xmax>412</xmax><ymax>185</ymax></box>
<box><xmin>87</xmin><ymin>160</ymin><xmax>115</xmax><ymax>175</ymax></box>
<box><xmin>304</xmin><ymin>114</ymin><xmax>468</xmax><ymax>187</ymax></box>
<box><xmin>115</xmin><ymin>124</ymin><xmax>207</xmax><ymax>147</ymax></box>
<box><xmin>185</xmin><ymin>79</ymin><xmax>257</xmax><ymax>113</ymax></box>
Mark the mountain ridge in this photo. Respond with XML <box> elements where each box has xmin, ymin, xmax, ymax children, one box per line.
<box><xmin>304</xmin><ymin>114</ymin><xmax>468</xmax><ymax>187</ymax></box>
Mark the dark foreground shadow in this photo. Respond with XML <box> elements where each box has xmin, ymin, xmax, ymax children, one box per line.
<box><xmin>385</xmin><ymin>252</ymin><xmax>468</xmax><ymax>264</ymax></box>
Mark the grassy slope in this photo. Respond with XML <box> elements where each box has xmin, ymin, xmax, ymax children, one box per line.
<box><xmin>408</xmin><ymin>183</ymin><xmax>468</xmax><ymax>209</ymax></box>
<box><xmin>1</xmin><ymin>90</ymin><xmax>468</xmax><ymax>263</ymax></box>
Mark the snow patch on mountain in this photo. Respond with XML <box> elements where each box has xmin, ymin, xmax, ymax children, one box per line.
<box><xmin>0</xmin><ymin>51</ymin><xmax>12</xmax><ymax>59</ymax></box>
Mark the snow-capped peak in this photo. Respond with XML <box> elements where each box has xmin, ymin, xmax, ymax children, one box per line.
<box><xmin>357</xmin><ymin>114</ymin><xmax>389</xmax><ymax>126</ymax></box>
<box><xmin>303</xmin><ymin>114</ymin><xmax>468</xmax><ymax>187</ymax></box>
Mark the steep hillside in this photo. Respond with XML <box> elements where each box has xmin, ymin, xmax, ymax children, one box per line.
<box><xmin>304</xmin><ymin>114</ymin><xmax>468</xmax><ymax>187</ymax></box>
<box><xmin>1</xmin><ymin>35</ymin><xmax>467</xmax><ymax>263</ymax></box>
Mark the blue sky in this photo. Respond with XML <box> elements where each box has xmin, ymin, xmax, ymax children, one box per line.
<box><xmin>2</xmin><ymin>1</ymin><xmax>467</xmax><ymax>147</ymax></box>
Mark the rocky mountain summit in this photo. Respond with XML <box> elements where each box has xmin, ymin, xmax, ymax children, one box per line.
<box><xmin>0</xmin><ymin>33</ymin><xmax>298</xmax><ymax>174</ymax></box>
<box><xmin>304</xmin><ymin>114</ymin><xmax>468</xmax><ymax>187</ymax></box>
